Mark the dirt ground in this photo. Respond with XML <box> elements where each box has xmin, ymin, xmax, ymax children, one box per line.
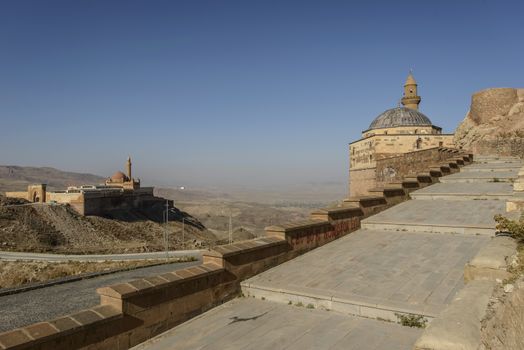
<box><xmin>0</xmin><ymin>258</ymin><xmax>194</xmax><ymax>289</ymax></box>
<box><xmin>0</xmin><ymin>196</ymin><xmax>218</xmax><ymax>254</ymax></box>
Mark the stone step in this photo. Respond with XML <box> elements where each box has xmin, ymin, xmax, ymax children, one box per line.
<box><xmin>240</xmin><ymin>229</ymin><xmax>489</xmax><ymax>324</ymax></box>
<box><xmin>241</xmin><ymin>282</ymin><xmax>439</xmax><ymax>323</ymax></box>
<box><xmin>360</xmin><ymin>199</ymin><xmax>505</xmax><ymax>235</ymax></box>
<box><xmin>438</xmin><ymin>170</ymin><xmax>517</xmax><ymax>183</ymax></box>
<box><xmin>461</xmin><ymin>166</ymin><xmax>522</xmax><ymax>172</ymax></box>
<box><xmin>409</xmin><ymin>183</ymin><xmax>515</xmax><ymax>201</ymax></box>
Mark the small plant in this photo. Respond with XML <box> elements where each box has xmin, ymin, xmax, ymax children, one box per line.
<box><xmin>288</xmin><ymin>301</ymin><xmax>292</xmax><ymax>305</ymax></box>
<box><xmin>395</xmin><ymin>313</ymin><xmax>427</xmax><ymax>328</ymax></box>
<box><xmin>306</xmin><ymin>303</ymin><xmax>315</xmax><ymax>309</ymax></box>
<box><xmin>492</xmin><ymin>178</ymin><xmax>500</xmax><ymax>182</ymax></box>
<box><xmin>295</xmin><ymin>301</ymin><xmax>304</xmax><ymax>307</ymax></box>
<box><xmin>261</xmin><ymin>297</ymin><xmax>266</xmax><ymax>301</ymax></box>
<box><xmin>494</xmin><ymin>213</ymin><xmax>524</xmax><ymax>242</ymax></box>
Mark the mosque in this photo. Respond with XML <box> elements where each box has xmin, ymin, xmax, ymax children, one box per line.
<box><xmin>6</xmin><ymin>157</ymin><xmax>171</xmax><ymax>217</ymax></box>
<box><xmin>349</xmin><ymin>73</ymin><xmax>455</xmax><ymax>196</ymax></box>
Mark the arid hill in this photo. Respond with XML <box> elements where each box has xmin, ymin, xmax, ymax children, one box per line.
<box><xmin>0</xmin><ymin>193</ymin><xmax>219</xmax><ymax>254</ymax></box>
<box><xmin>454</xmin><ymin>88</ymin><xmax>524</xmax><ymax>156</ymax></box>
<box><xmin>0</xmin><ymin>165</ymin><xmax>105</xmax><ymax>193</ymax></box>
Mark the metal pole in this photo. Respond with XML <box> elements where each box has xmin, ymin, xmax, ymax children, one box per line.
<box><xmin>228</xmin><ymin>210</ymin><xmax>232</xmax><ymax>244</ymax></box>
<box><xmin>165</xmin><ymin>199</ymin><xmax>169</xmax><ymax>260</ymax></box>
<box><xmin>182</xmin><ymin>218</ymin><xmax>185</xmax><ymax>250</ymax></box>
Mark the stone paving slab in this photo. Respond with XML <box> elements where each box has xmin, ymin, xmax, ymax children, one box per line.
<box><xmin>439</xmin><ymin>170</ymin><xmax>517</xmax><ymax>183</ymax></box>
<box><xmin>462</xmin><ymin>162</ymin><xmax>522</xmax><ymax>172</ymax></box>
<box><xmin>132</xmin><ymin>298</ymin><xmax>422</xmax><ymax>350</ymax></box>
<box><xmin>241</xmin><ymin>230</ymin><xmax>488</xmax><ymax>321</ymax></box>
<box><xmin>410</xmin><ymin>182</ymin><xmax>514</xmax><ymax>200</ymax></box>
<box><xmin>361</xmin><ymin>199</ymin><xmax>505</xmax><ymax>234</ymax></box>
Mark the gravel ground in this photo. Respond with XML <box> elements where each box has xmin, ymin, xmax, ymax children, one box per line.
<box><xmin>0</xmin><ymin>259</ymin><xmax>200</xmax><ymax>332</ymax></box>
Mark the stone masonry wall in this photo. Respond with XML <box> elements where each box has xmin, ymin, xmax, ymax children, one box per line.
<box><xmin>474</xmin><ymin>137</ymin><xmax>524</xmax><ymax>158</ymax></box>
<box><xmin>374</xmin><ymin>148</ymin><xmax>458</xmax><ymax>189</ymax></box>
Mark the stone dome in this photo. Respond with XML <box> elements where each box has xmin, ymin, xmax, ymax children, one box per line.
<box><xmin>368</xmin><ymin>107</ymin><xmax>432</xmax><ymax>130</ymax></box>
<box><xmin>110</xmin><ymin>171</ymin><xmax>129</xmax><ymax>182</ymax></box>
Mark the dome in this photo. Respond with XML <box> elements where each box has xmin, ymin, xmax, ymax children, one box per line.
<box><xmin>367</xmin><ymin>107</ymin><xmax>432</xmax><ymax>130</ymax></box>
<box><xmin>110</xmin><ymin>171</ymin><xmax>129</xmax><ymax>182</ymax></box>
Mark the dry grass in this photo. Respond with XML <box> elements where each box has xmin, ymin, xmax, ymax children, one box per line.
<box><xmin>0</xmin><ymin>258</ymin><xmax>194</xmax><ymax>289</ymax></box>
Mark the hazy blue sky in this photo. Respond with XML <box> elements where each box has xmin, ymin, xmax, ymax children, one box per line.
<box><xmin>1</xmin><ymin>0</ymin><xmax>523</xmax><ymax>190</ymax></box>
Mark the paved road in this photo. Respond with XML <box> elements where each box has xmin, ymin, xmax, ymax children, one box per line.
<box><xmin>0</xmin><ymin>260</ymin><xmax>200</xmax><ymax>332</ymax></box>
<box><xmin>0</xmin><ymin>249</ymin><xmax>202</xmax><ymax>262</ymax></box>
<box><xmin>132</xmin><ymin>298</ymin><xmax>422</xmax><ymax>350</ymax></box>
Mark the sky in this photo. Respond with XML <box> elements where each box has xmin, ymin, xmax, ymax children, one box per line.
<box><xmin>0</xmin><ymin>0</ymin><xmax>523</xmax><ymax>191</ymax></box>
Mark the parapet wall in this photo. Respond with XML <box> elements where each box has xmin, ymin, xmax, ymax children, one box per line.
<box><xmin>350</xmin><ymin>147</ymin><xmax>462</xmax><ymax>196</ymax></box>
<box><xmin>0</xmin><ymin>152</ymin><xmax>474</xmax><ymax>350</ymax></box>
<box><xmin>374</xmin><ymin>147</ymin><xmax>460</xmax><ymax>188</ymax></box>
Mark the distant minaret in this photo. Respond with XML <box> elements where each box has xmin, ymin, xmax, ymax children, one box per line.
<box><xmin>126</xmin><ymin>156</ymin><xmax>132</xmax><ymax>180</ymax></box>
<box><xmin>401</xmin><ymin>71</ymin><xmax>421</xmax><ymax>110</ymax></box>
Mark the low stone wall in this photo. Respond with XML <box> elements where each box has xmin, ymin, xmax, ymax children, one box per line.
<box><xmin>374</xmin><ymin>147</ymin><xmax>462</xmax><ymax>189</ymax></box>
<box><xmin>0</xmin><ymin>154</ymin><xmax>474</xmax><ymax>349</ymax></box>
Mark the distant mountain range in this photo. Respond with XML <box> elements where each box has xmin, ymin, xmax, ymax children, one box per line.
<box><xmin>0</xmin><ymin>165</ymin><xmax>105</xmax><ymax>193</ymax></box>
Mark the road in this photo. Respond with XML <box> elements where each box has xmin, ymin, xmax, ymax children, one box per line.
<box><xmin>0</xmin><ymin>249</ymin><xmax>202</xmax><ymax>262</ymax></box>
<box><xmin>0</xmin><ymin>259</ymin><xmax>200</xmax><ymax>332</ymax></box>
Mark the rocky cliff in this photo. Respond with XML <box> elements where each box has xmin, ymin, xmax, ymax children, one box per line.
<box><xmin>454</xmin><ymin>88</ymin><xmax>524</xmax><ymax>156</ymax></box>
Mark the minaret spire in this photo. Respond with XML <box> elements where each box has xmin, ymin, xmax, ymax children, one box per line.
<box><xmin>401</xmin><ymin>71</ymin><xmax>421</xmax><ymax>110</ymax></box>
<box><xmin>126</xmin><ymin>156</ymin><xmax>132</xmax><ymax>180</ymax></box>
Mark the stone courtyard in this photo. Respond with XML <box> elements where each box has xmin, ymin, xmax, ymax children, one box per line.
<box><xmin>133</xmin><ymin>156</ymin><xmax>522</xmax><ymax>349</ymax></box>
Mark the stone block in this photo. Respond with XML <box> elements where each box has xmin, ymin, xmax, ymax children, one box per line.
<box><xmin>464</xmin><ymin>236</ymin><xmax>517</xmax><ymax>283</ymax></box>
<box><xmin>0</xmin><ymin>329</ymin><xmax>33</xmax><ymax>348</ymax></box>
<box><xmin>24</xmin><ymin>322</ymin><xmax>58</xmax><ymax>340</ymax></box>
<box><xmin>413</xmin><ymin>280</ymin><xmax>495</xmax><ymax>350</ymax></box>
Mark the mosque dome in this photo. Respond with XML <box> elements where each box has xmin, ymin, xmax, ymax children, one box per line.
<box><xmin>367</xmin><ymin>107</ymin><xmax>432</xmax><ymax>130</ymax></box>
<box><xmin>110</xmin><ymin>171</ymin><xmax>129</xmax><ymax>182</ymax></box>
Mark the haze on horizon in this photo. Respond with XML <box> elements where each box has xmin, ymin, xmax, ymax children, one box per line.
<box><xmin>1</xmin><ymin>0</ymin><xmax>523</xmax><ymax>191</ymax></box>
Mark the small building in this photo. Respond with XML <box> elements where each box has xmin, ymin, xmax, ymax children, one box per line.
<box><xmin>349</xmin><ymin>73</ymin><xmax>455</xmax><ymax>196</ymax></box>
<box><xmin>5</xmin><ymin>157</ymin><xmax>172</xmax><ymax>217</ymax></box>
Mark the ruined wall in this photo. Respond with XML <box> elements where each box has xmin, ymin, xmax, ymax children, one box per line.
<box><xmin>454</xmin><ymin>87</ymin><xmax>524</xmax><ymax>156</ymax></box>
<box><xmin>474</xmin><ymin>137</ymin><xmax>524</xmax><ymax>159</ymax></box>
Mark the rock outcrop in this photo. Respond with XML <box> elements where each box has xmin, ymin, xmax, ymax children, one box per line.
<box><xmin>454</xmin><ymin>88</ymin><xmax>524</xmax><ymax>156</ymax></box>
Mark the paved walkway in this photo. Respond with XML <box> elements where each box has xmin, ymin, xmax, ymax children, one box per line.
<box><xmin>131</xmin><ymin>156</ymin><xmax>521</xmax><ymax>349</ymax></box>
<box><xmin>132</xmin><ymin>299</ymin><xmax>422</xmax><ymax>350</ymax></box>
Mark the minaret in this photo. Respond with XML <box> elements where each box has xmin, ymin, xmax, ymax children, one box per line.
<box><xmin>401</xmin><ymin>71</ymin><xmax>421</xmax><ymax>110</ymax></box>
<box><xmin>126</xmin><ymin>156</ymin><xmax>132</xmax><ymax>180</ymax></box>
